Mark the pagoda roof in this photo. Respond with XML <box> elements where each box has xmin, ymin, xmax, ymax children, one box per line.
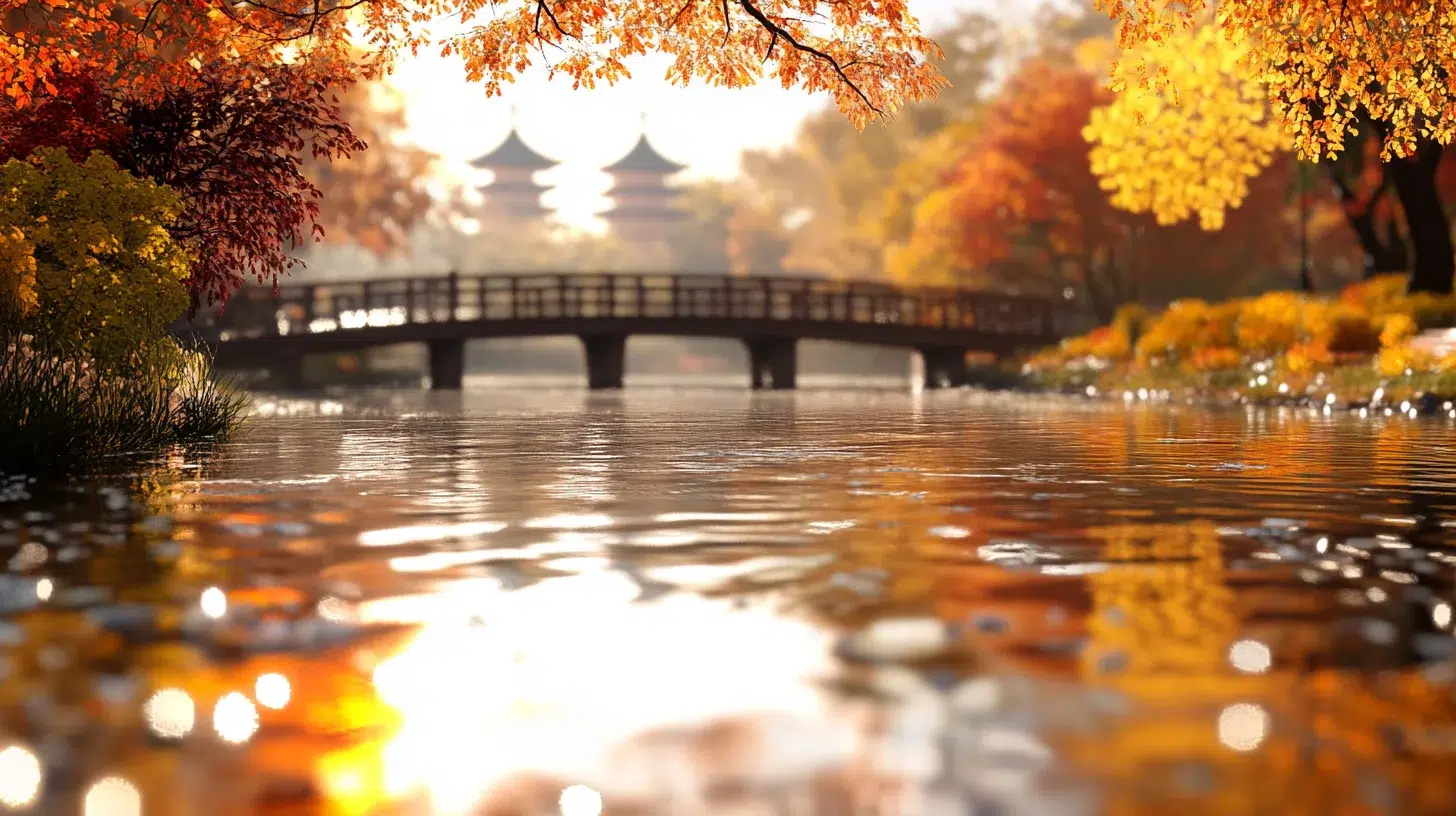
<box><xmin>481</xmin><ymin>201</ymin><xmax>553</xmax><ymax>219</ymax></box>
<box><xmin>599</xmin><ymin>205</ymin><xmax>688</xmax><ymax>222</ymax></box>
<box><xmin>604</xmin><ymin>134</ymin><xmax>687</xmax><ymax>175</ymax></box>
<box><xmin>605</xmin><ymin>183</ymin><xmax>681</xmax><ymax>199</ymax></box>
<box><xmin>469</xmin><ymin>129</ymin><xmax>559</xmax><ymax>171</ymax></box>
<box><xmin>477</xmin><ymin>180</ymin><xmax>553</xmax><ymax>196</ymax></box>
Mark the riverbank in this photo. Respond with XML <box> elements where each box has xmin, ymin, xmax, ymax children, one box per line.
<box><xmin>1016</xmin><ymin>275</ymin><xmax>1456</xmax><ymax>417</ymax></box>
<box><xmin>0</xmin><ymin>336</ymin><xmax>249</xmax><ymax>474</ymax></box>
<box><xmin>1019</xmin><ymin>362</ymin><xmax>1456</xmax><ymax>417</ymax></box>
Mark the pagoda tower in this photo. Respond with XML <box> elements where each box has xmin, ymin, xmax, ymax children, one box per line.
<box><xmin>599</xmin><ymin>115</ymin><xmax>687</xmax><ymax>244</ymax></box>
<box><xmin>469</xmin><ymin>109</ymin><xmax>558</xmax><ymax>223</ymax></box>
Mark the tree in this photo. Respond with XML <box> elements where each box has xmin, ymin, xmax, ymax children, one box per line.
<box><xmin>665</xmin><ymin>180</ymin><xmax>741</xmax><ymax>273</ymax></box>
<box><xmin>1096</xmin><ymin>1</ymin><xmax>1456</xmax><ymax>161</ymax></box>
<box><xmin>0</xmin><ymin>66</ymin><xmax>366</xmax><ymax>305</ymax></box>
<box><xmin>1094</xmin><ymin>1</ymin><xmax>1456</xmax><ymax>293</ymax></box>
<box><xmin>893</xmin><ymin>58</ymin><xmax>1298</xmax><ymax>319</ymax></box>
<box><xmin>1083</xmin><ymin>25</ymin><xmax>1284</xmax><ymax>231</ymax></box>
<box><xmin>0</xmin><ymin>149</ymin><xmax>190</xmax><ymax>367</ymax></box>
<box><xmin>300</xmin><ymin>79</ymin><xmax>439</xmax><ymax>258</ymax></box>
<box><xmin>2</xmin><ymin>0</ymin><xmax>944</xmax><ymax>128</ymax></box>
<box><xmin>737</xmin><ymin>9</ymin><xmax>1009</xmax><ymax>281</ymax></box>
<box><xmin>725</xmin><ymin>202</ymin><xmax>792</xmax><ymax>276</ymax></box>
<box><xmin>873</xmin><ymin>117</ymin><xmax>984</xmax><ymax>285</ymax></box>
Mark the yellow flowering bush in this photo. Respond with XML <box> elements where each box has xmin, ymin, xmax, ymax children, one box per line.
<box><xmin>1030</xmin><ymin>268</ymin><xmax>1456</xmax><ymax>393</ymax></box>
<box><xmin>1134</xmin><ymin>299</ymin><xmax>1240</xmax><ymax>365</ymax></box>
<box><xmin>1342</xmin><ymin>274</ymin><xmax>1414</xmax><ymax>315</ymax></box>
<box><xmin>1281</xmin><ymin>342</ymin><xmax>1333</xmax><ymax>375</ymax></box>
<box><xmin>1234</xmin><ymin>291</ymin><xmax>1306</xmax><ymax>357</ymax></box>
<box><xmin>1342</xmin><ymin>273</ymin><xmax>1456</xmax><ymax>329</ymax></box>
<box><xmin>1376</xmin><ymin>344</ymin><xmax>1436</xmax><ymax>378</ymax></box>
<box><xmin>1188</xmin><ymin>346</ymin><xmax>1242</xmax><ymax>372</ymax></box>
<box><xmin>1111</xmin><ymin>302</ymin><xmax>1151</xmax><ymax>343</ymax></box>
<box><xmin>1062</xmin><ymin>325</ymin><xmax>1131</xmax><ymax>360</ymax></box>
<box><xmin>0</xmin><ymin>148</ymin><xmax>191</xmax><ymax>370</ymax></box>
<box><xmin>1379</xmin><ymin>313</ymin><xmax>1419</xmax><ymax>349</ymax></box>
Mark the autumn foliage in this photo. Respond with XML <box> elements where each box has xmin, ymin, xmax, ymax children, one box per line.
<box><xmin>302</xmin><ymin>80</ymin><xmax>437</xmax><ymax>257</ymax></box>
<box><xmin>1094</xmin><ymin>0</ymin><xmax>1456</xmax><ymax>161</ymax></box>
<box><xmin>1</xmin><ymin>1</ymin><xmax>946</xmax><ymax>129</ymax></box>
<box><xmin>1083</xmin><ymin>25</ymin><xmax>1284</xmax><ymax>231</ymax></box>
<box><xmin>0</xmin><ymin>149</ymin><xmax>190</xmax><ymax>367</ymax></box>
<box><xmin>887</xmin><ymin>56</ymin><xmax>1296</xmax><ymax>321</ymax></box>
<box><xmin>0</xmin><ymin>66</ymin><xmax>365</xmax><ymax>304</ymax></box>
<box><xmin>1089</xmin><ymin>3</ymin><xmax>1456</xmax><ymax>294</ymax></box>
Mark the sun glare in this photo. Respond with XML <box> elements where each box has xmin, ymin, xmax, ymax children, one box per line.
<box><xmin>355</xmin><ymin>570</ymin><xmax>837</xmax><ymax>812</ymax></box>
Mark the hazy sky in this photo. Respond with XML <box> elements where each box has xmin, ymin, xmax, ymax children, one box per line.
<box><xmin>388</xmin><ymin>0</ymin><xmax>1017</xmax><ymax>232</ymax></box>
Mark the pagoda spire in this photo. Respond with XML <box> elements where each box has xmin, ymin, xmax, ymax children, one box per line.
<box><xmin>470</xmin><ymin>107</ymin><xmax>558</xmax><ymax>223</ymax></box>
<box><xmin>599</xmin><ymin>111</ymin><xmax>686</xmax><ymax>243</ymax></box>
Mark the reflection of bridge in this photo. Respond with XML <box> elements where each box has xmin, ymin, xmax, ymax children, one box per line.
<box><xmin>188</xmin><ymin>272</ymin><xmax>1071</xmax><ymax>390</ymax></box>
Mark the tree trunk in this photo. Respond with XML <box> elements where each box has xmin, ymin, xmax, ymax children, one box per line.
<box><xmin>1385</xmin><ymin>138</ymin><xmax>1454</xmax><ymax>294</ymax></box>
<box><xmin>1323</xmin><ymin>165</ymin><xmax>1408</xmax><ymax>278</ymax></box>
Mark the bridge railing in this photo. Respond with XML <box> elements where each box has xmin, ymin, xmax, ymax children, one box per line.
<box><xmin>200</xmin><ymin>273</ymin><xmax>1065</xmax><ymax>342</ymax></box>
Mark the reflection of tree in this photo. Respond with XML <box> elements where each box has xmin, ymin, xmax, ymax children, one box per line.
<box><xmin>1082</xmin><ymin>522</ymin><xmax>1238</xmax><ymax>688</ymax></box>
<box><xmin>1070</xmin><ymin>522</ymin><xmax>1269</xmax><ymax>815</ymax></box>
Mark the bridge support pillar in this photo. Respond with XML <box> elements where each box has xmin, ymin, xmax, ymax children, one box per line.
<box><xmin>582</xmin><ymin>334</ymin><xmax>626</xmax><ymax>389</ymax></box>
<box><xmin>428</xmin><ymin>339</ymin><xmax>465</xmax><ymax>390</ymax></box>
<box><xmin>746</xmin><ymin>338</ymin><xmax>797</xmax><ymax>390</ymax></box>
<box><xmin>918</xmin><ymin>347</ymin><xmax>969</xmax><ymax>389</ymax></box>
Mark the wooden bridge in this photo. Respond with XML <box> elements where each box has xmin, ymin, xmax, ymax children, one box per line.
<box><xmin>189</xmin><ymin>272</ymin><xmax>1072</xmax><ymax>390</ymax></box>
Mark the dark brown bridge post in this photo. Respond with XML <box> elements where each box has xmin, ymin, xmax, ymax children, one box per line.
<box><xmin>745</xmin><ymin>338</ymin><xmax>797</xmax><ymax>390</ymax></box>
<box><xmin>301</xmin><ymin>285</ymin><xmax>317</xmax><ymax>327</ymax></box>
<box><xmin>918</xmin><ymin>347</ymin><xmax>969</xmax><ymax>389</ymax></box>
<box><xmin>582</xmin><ymin>334</ymin><xmax>627</xmax><ymax>389</ymax></box>
<box><xmin>428</xmin><ymin>338</ymin><xmax>465</xmax><ymax>390</ymax></box>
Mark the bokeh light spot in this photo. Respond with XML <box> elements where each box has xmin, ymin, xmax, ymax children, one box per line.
<box><xmin>213</xmin><ymin>692</ymin><xmax>260</xmax><ymax>745</ymax></box>
<box><xmin>1218</xmin><ymin>703</ymin><xmax>1269</xmax><ymax>752</ymax></box>
<box><xmin>255</xmin><ymin>673</ymin><xmax>291</xmax><ymax>710</ymax></box>
<box><xmin>143</xmin><ymin>688</ymin><xmax>196</xmax><ymax>740</ymax></box>
<box><xmin>559</xmin><ymin>784</ymin><xmax>603</xmax><ymax>816</ymax></box>
<box><xmin>83</xmin><ymin>777</ymin><xmax>141</xmax><ymax>816</ymax></box>
<box><xmin>0</xmin><ymin>744</ymin><xmax>43</xmax><ymax>809</ymax></box>
<box><xmin>200</xmin><ymin>587</ymin><xmax>227</xmax><ymax>619</ymax></box>
<box><xmin>1227</xmin><ymin>639</ymin><xmax>1272</xmax><ymax>674</ymax></box>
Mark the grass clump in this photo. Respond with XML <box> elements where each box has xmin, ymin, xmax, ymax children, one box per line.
<box><xmin>0</xmin><ymin>334</ymin><xmax>248</xmax><ymax>474</ymax></box>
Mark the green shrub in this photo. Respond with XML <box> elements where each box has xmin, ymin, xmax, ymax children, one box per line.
<box><xmin>0</xmin><ymin>148</ymin><xmax>190</xmax><ymax>370</ymax></box>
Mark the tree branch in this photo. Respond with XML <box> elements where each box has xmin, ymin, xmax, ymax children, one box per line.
<box><xmin>735</xmin><ymin>0</ymin><xmax>879</xmax><ymax>116</ymax></box>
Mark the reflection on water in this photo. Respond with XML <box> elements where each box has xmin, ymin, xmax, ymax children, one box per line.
<box><xmin>3</xmin><ymin>385</ymin><xmax>1456</xmax><ymax>814</ymax></box>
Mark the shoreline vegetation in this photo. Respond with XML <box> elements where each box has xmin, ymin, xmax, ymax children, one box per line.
<box><xmin>1016</xmin><ymin>275</ymin><xmax>1456</xmax><ymax>416</ymax></box>
<box><xmin>0</xmin><ymin>334</ymin><xmax>248</xmax><ymax>474</ymax></box>
<box><xmin>1</xmin><ymin>150</ymin><xmax>248</xmax><ymax>475</ymax></box>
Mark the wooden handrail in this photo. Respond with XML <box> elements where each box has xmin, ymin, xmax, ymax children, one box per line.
<box><xmin>193</xmin><ymin>271</ymin><xmax>1069</xmax><ymax>341</ymax></box>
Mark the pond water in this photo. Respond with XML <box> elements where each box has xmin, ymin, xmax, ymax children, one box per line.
<box><xmin>2</xmin><ymin>380</ymin><xmax>1455</xmax><ymax>815</ymax></box>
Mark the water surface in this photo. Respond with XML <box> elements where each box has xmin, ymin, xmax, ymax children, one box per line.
<box><xmin>2</xmin><ymin>383</ymin><xmax>1455</xmax><ymax>815</ymax></box>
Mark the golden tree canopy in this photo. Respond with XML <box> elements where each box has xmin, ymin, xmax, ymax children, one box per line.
<box><xmin>1</xmin><ymin>0</ymin><xmax>945</xmax><ymax>128</ymax></box>
<box><xmin>0</xmin><ymin>148</ymin><xmax>191</xmax><ymax>367</ymax></box>
<box><xmin>1083</xmin><ymin>25</ymin><xmax>1285</xmax><ymax>230</ymax></box>
<box><xmin>1094</xmin><ymin>0</ymin><xmax>1456</xmax><ymax>159</ymax></box>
